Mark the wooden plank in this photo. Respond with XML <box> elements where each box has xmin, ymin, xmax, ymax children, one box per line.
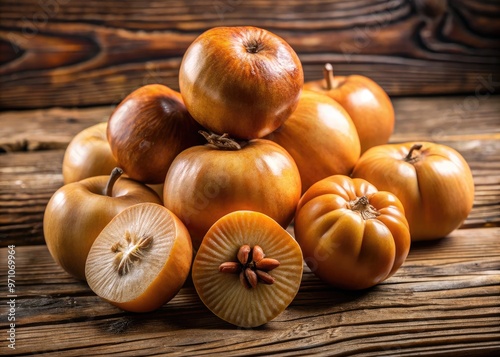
<box><xmin>1</xmin><ymin>227</ymin><xmax>499</xmax><ymax>355</ymax></box>
<box><xmin>1</xmin><ymin>95</ymin><xmax>499</xmax><ymax>246</ymax></box>
<box><xmin>1</xmin><ymin>0</ymin><xmax>499</xmax><ymax>108</ymax></box>
<box><xmin>1</xmin><ymin>95</ymin><xmax>499</xmax><ymax>153</ymax></box>
<box><xmin>0</xmin><ymin>106</ymin><xmax>112</xmax><ymax>153</ymax></box>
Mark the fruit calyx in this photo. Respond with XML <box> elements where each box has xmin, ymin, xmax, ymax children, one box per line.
<box><xmin>104</xmin><ymin>167</ymin><xmax>124</xmax><ymax>197</ymax></box>
<box><xmin>323</xmin><ymin>63</ymin><xmax>339</xmax><ymax>90</ymax></box>
<box><xmin>219</xmin><ymin>244</ymin><xmax>280</xmax><ymax>289</ymax></box>
<box><xmin>199</xmin><ymin>130</ymin><xmax>245</xmax><ymax>150</ymax></box>
<box><xmin>404</xmin><ymin>144</ymin><xmax>423</xmax><ymax>163</ymax></box>
<box><xmin>111</xmin><ymin>230</ymin><xmax>153</xmax><ymax>276</ymax></box>
<box><xmin>348</xmin><ymin>196</ymin><xmax>381</xmax><ymax>220</ymax></box>
<box><xmin>245</xmin><ymin>39</ymin><xmax>264</xmax><ymax>54</ymax></box>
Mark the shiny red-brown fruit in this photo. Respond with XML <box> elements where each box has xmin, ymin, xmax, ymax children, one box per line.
<box><xmin>107</xmin><ymin>84</ymin><xmax>204</xmax><ymax>184</ymax></box>
<box><xmin>179</xmin><ymin>26</ymin><xmax>304</xmax><ymax>139</ymax></box>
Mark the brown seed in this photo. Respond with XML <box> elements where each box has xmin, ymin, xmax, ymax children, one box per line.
<box><xmin>239</xmin><ymin>271</ymin><xmax>251</xmax><ymax>289</ymax></box>
<box><xmin>255</xmin><ymin>258</ymin><xmax>280</xmax><ymax>271</ymax></box>
<box><xmin>218</xmin><ymin>244</ymin><xmax>280</xmax><ymax>289</ymax></box>
<box><xmin>110</xmin><ymin>241</ymin><xmax>122</xmax><ymax>253</ymax></box>
<box><xmin>252</xmin><ymin>245</ymin><xmax>265</xmax><ymax>262</ymax></box>
<box><xmin>255</xmin><ymin>270</ymin><xmax>275</xmax><ymax>284</ymax></box>
<box><xmin>219</xmin><ymin>262</ymin><xmax>241</xmax><ymax>274</ymax></box>
<box><xmin>244</xmin><ymin>268</ymin><xmax>258</xmax><ymax>288</ymax></box>
<box><xmin>237</xmin><ymin>245</ymin><xmax>251</xmax><ymax>265</ymax></box>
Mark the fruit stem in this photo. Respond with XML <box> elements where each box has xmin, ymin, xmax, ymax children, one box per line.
<box><xmin>105</xmin><ymin>167</ymin><xmax>124</xmax><ymax>197</ymax></box>
<box><xmin>199</xmin><ymin>130</ymin><xmax>243</xmax><ymax>150</ymax></box>
<box><xmin>349</xmin><ymin>196</ymin><xmax>381</xmax><ymax>220</ymax></box>
<box><xmin>323</xmin><ymin>63</ymin><xmax>336</xmax><ymax>90</ymax></box>
<box><xmin>404</xmin><ymin>144</ymin><xmax>423</xmax><ymax>162</ymax></box>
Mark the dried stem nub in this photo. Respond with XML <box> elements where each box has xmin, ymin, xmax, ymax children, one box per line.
<box><xmin>105</xmin><ymin>167</ymin><xmax>124</xmax><ymax>197</ymax></box>
<box><xmin>199</xmin><ymin>131</ymin><xmax>242</xmax><ymax>150</ymax></box>
<box><xmin>323</xmin><ymin>63</ymin><xmax>336</xmax><ymax>90</ymax></box>
<box><xmin>349</xmin><ymin>196</ymin><xmax>381</xmax><ymax>220</ymax></box>
<box><xmin>404</xmin><ymin>144</ymin><xmax>423</xmax><ymax>163</ymax></box>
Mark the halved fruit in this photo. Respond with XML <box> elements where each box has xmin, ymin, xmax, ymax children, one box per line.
<box><xmin>192</xmin><ymin>210</ymin><xmax>303</xmax><ymax>327</ymax></box>
<box><xmin>85</xmin><ymin>202</ymin><xmax>192</xmax><ymax>312</ymax></box>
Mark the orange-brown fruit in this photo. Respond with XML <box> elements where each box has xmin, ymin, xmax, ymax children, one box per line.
<box><xmin>107</xmin><ymin>84</ymin><xmax>204</xmax><ymax>184</ymax></box>
<box><xmin>44</xmin><ymin>168</ymin><xmax>162</xmax><ymax>281</ymax></box>
<box><xmin>63</xmin><ymin>122</ymin><xmax>117</xmax><ymax>184</ymax></box>
<box><xmin>265</xmin><ymin>90</ymin><xmax>360</xmax><ymax>193</ymax></box>
<box><xmin>179</xmin><ymin>26</ymin><xmax>303</xmax><ymax>139</ymax></box>
<box><xmin>85</xmin><ymin>203</ymin><xmax>193</xmax><ymax>312</ymax></box>
<box><xmin>163</xmin><ymin>132</ymin><xmax>301</xmax><ymax>249</ymax></box>
<box><xmin>304</xmin><ymin>63</ymin><xmax>394</xmax><ymax>154</ymax></box>
<box><xmin>192</xmin><ymin>210</ymin><xmax>303</xmax><ymax>327</ymax></box>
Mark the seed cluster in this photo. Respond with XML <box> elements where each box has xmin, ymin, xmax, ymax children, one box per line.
<box><xmin>111</xmin><ymin>231</ymin><xmax>153</xmax><ymax>276</ymax></box>
<box><xmin>219</xmin><ymin>244</ymin><xmax>280</xmax><ymax>289</ymax></box>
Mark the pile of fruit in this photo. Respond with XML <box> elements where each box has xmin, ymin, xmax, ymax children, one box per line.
<box><xmin>43</xmin><ymin>26</ymin><xmax>475</xmax><ymax>328</ymax></box>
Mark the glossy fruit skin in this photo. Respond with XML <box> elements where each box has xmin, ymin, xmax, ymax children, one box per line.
<box><xmin>43</xmin><ymin>176</ymin><xmax>162</xmax><ymax>280</ymax></box>
<box><xmin>63</xmin><ymin>122</ymin><xmax>117</xmax><ymax>184</ymax></box>
<box><xmin>107</xmin><ymin>84</ymin><xmax>204</xmax><ymax>184</ymax></box>
<box><xmin>294</xmin><ymin>175</ymin><xmax>411</xmax><ymax>290</ymax></box>
<box><xmin>265</xmin><ymin>90</ymin><xmax>360</xmax><ymax>193</ymax></box>
<box><xmin>179</xmin><ymin>26</ymin><xmax>304</xmax><ymax>139</ymax></box>
<box><xmin>304</xmin><ymin>73</ymin><xmax>394</xmax><ymax>153</ymax></box>
<box><xmin>352</xmin><ymin>142</ymin><xmax>475</xmax><ymax>241</ymax></box>
<box><xmin>62</xmin><ymin>122</ymin><xmax>164</xmax><ymax>202</ymax></box>
<box><xmin>163</xmin><ymin>139</ymin><xmax>301</xmax><ymax>249</ymax></box>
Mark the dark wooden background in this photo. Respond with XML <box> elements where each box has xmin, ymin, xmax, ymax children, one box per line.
<box><xmin>1</xmin><ymin>0</ymin><xmax>499</xmax><ymax>109</ymax></box>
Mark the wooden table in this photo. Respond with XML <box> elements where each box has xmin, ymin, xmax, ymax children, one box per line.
<box><xmin>1</xmin><ymin>94</ymin><xmax>499</xmax><ymax>356</ymax></box>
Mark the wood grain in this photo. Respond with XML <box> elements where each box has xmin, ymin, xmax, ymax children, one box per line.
<box><xmin>0</xmin><ymin>227</ymin><xmax>499</xmax><ymax>356</ymax></box>
<box><xmin>1</xmin><ymin>0</ymin><xmax>499</xmax><ymax>109</ymax></box>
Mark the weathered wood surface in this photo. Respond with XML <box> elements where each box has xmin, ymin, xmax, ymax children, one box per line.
<box><xmin>1</xmin><ymin>95</ymin><xmax>499</xmax><ymax>246</ymax></box>
<box><xmin>1</xmin><ymin>0</ymin><xmax>499</xmax><ymax>109</ymax></box>
<box><xmin>0</xmin><ymin>227</ymin><xmax>499</xmax><ymax>356</ymax></box>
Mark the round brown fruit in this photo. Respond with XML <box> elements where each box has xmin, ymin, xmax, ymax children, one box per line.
<box><xmin>163</xmin><ymin>132</ymin><xmax>301</xmax><ymax>249</ymax></box>
<box><xmin>192</xmin><ymin>210</ymin><xmax>303</xmax><ymax>327</ymax></box>
<box><xmin>107</xmin><ymin>84</ymin><xmax>204</xmax><ymax>184</ymax></box>
<box><xmin>304</xmin><ymin>63</ymin><xmax>394</xmax><ymax>154</ymax></box>
<box><xmin>265</xmin><ymin>90</ymin><xmax>360</xmax><ymax>193</ymax></box>
<box><xmin>62</xmin><ymin>122</ymin><xmax>117</xmax><ymax>184</ymax></box>
<box><xmin>85</xmin><ymin>203</ymin><xmax>193</xmax><ymax>312</ymax></box>
<box><xmin>43</xmin><ymin>168</ymin><xmax>162</xmax><ymax>280</ymax></box>
<box><xmin>179</xmin><ymin>26</ymin><xmax>304</xmax><ymax>139</ymax></box>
